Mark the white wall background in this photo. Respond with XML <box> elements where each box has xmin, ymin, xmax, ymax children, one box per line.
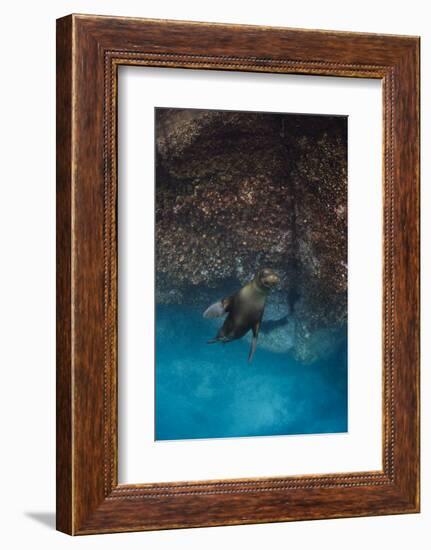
<box><xmin>0</xmin><ymin>0</ymin><xmax>427</xmax><ymax>548</ymax></box>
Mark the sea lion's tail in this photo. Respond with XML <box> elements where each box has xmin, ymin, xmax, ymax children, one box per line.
<box><xmin>207</xmin><ymin>338</ymin><xmax>219</xmax><ymax>344</ymax></box>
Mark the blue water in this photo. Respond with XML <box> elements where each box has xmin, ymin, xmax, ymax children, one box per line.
<box><xmin>155</xmin><ymin>304</ymin><xmax>347</xmax><ymax>441</ymax></box>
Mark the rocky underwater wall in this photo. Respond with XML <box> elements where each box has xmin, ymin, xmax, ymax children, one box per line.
<box><xmin>155</xmin><ymin>108</ymin><xmax>347</xmax><ymax>363</ymax></box>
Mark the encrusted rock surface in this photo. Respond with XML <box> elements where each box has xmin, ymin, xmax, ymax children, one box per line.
<box><xmin>155</xmin><ymin>108</ymin><xmax>347</xmax><ymax>363</ymax></box>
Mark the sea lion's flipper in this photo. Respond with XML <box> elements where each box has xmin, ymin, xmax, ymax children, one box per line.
<box><xmin>203</xmin><ymin>302</ymin><xmax>225</xmax><ymax>318</ymax></box>
<box><xmin>207</xmin><ymin>336</ymin><xmax>231</xmax><ymax>344</ymax></box>
<box><xmin>248</xmin><ymin>336</ymin><xmax>257</xmax><ymax>363</ymax></box>
<box><xmin>248</xmin><ymin>320</ymin><xmax>261</xmax><ymax>364</ymax></box>
<box><xmin>203</xmin><ymin>296</ymin><xmax>233</xmax><ymax>319</ymax></box>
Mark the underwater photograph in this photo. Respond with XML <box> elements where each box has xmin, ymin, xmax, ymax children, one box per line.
<box><xmin>155</xmin><ymin>107</ymin><xmax>348</xmax><ymax>441</ymax></box>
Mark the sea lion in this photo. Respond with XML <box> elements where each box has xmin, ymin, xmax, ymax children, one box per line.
<box><xmin>203</xmin><ymin>268</ymin><xmax>280</xmax><ymax>363</ymax></box>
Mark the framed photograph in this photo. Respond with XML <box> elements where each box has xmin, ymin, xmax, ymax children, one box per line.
<box><xmin>56</xmin><ymin>14</ymin><xmax>420</xmax><ymax>535</ymax></box>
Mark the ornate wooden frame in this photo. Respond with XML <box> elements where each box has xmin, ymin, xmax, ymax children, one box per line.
<box><xmin>56</xmin><ymin>14</ymin><xmax>420</xmax><ymax>535</ymax></box>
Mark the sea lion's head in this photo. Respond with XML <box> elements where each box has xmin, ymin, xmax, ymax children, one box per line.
<box><xmin>255</xmin><ymin>268</ymin><xmax>280</xmax><ymax>291</ymax></box>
